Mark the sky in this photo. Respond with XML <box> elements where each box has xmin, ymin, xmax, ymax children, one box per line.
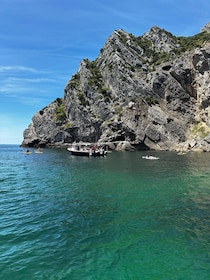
<box><xmin>0</xmin><ymin>0</ymin><xmax>209</xmax><ymax>144</ymax></box>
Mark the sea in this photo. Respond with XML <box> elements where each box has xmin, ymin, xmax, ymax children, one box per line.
<box><xmin>0</xmin><ymin>144</ymin><xmax>210</xmax><ymax>280</ymax></box>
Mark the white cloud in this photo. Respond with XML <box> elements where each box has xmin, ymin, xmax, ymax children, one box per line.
<box><xmin>0</xmin><ymin>64</ymin><xmax>67</xmax><ymax>105</ymax></box>
<box><xmin>0</xmin><ymin>65</ymin><xmax>41</xmax><ymax>73</ymax></box>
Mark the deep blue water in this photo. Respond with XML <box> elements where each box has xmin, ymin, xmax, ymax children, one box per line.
<box><xmin>0</xmin><ymin>144</ymin><xmax>210</xmax><ymax>279</ymax></box>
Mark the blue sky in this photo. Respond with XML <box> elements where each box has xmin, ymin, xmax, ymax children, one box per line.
<box><xmin>0</xmin><ymin>0</ymin><xmax>209</xmax><ymax>144</ymax></box>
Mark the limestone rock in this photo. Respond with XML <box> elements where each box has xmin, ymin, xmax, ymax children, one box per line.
<box><xmin>200</xmin><ymin>23</ymin><xmax>210</xmax><ymax>33</ymax></box>
<box><xmin>21</xmin><ymin>24</ymin><xmax>210</xmax><ymax>151</ymax></box>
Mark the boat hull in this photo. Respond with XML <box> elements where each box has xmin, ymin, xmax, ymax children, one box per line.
<box><xmin>67</xmin><ymin>148</ymin><xmax>107</xmax><ymax>157</ymax></box>
<box><xmin>142</xmin><ymin>155</ymin><xmax>159</xmax><ymax>160</ymax></box>
<box><xmin>70</xmin><ymin>150</ymin><xmax>90</xmax><ymax>156</ymax></box>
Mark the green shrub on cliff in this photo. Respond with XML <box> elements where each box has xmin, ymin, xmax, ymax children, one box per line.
<box><xmin>189</xmin><ymin>122</ymin><xmax>210</xmax><ymax>139</ymax></box>
<box><xmin>54</xmin><ymin>99</ymin><xmax>66</xmax><ymax>121</ymax></box>
<box><xmin>176</xmin><ymin>32</ymin><xmax>210</xmax><ymax>54</ymax></box>
<box><xmin>68</xmin><ymin>73</ymin><xmax>80</xmax><ymax>89</ymax></box>
<box><xmin>77</xmin><ymin>92</ymin><xmax>89</xmax><ymax>107</ymax></box>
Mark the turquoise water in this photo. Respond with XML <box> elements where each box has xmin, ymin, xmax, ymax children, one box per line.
<box><xmin>0</xmin><ymin>145</ymin><xmax>210</xmax><ymax>279</ymax></box>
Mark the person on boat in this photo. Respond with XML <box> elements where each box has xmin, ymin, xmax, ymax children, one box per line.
<box><xmin>99</xmin><ymin>146</ymin><xmax>106</xmax><ymax>156</ymax></box>
<box><xmin>91</xmin><ymin>145</ymin><xmax>97</xmax><ymax>157</ymax></box>
<box><xmin>24</xmin><ymin>149</ymin><xmax>31</xmax><ymax>154</ymax></box>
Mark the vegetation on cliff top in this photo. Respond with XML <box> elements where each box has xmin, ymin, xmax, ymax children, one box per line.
<box><xmin>176</xmin><ymin>31</ymin><xmax>210</xmax><ymax>54</ymax></box>
<box><xmin>118</xmin><ymin>29</ymin><xmax>210</xmax><ymax>67</ymax></box>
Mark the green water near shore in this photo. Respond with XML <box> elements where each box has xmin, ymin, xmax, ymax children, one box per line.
<box><xmin>0</xmin><ymin>145</ymin><xmax>210</xmax><ymax>279</ymax></box>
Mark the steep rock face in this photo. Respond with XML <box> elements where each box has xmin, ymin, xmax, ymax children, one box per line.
<box><xmin>22</xmin><ymin>99</ymin><xmax>71</xmax><ymax>147</ymax></box>
<box><xmin>22</xmin><ymin>24</ymin><xmax>210</xmax><ymax>151</ymax></box>
<box><xmin>143</xmin><ymin>26</ymin><xmax>180</xmax><ymax>52</ymax></box>
<box><xmin>200</xmin><ymin>23</ymin><xmax>210</xmax><ymax>33</ymax></box>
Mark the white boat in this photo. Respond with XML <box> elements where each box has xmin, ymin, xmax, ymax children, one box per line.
<box><xmin>67</xmin><ymin>143</ymin><xmax>107</xmax><ymax>157</ymax></box>
<box><xmin>35</xmin><ymin>148</ymin><xmax>43</xmax><ymax>154</ymax></box>
<box><xmin>142</xmin><ymin>155</ymin><xmax>159</xmax><ymax>160</ymax></box>
<box><xmin>177</xmin><ymin>151</ymin><xmax>186</xmax><ymax>155</ymax></box>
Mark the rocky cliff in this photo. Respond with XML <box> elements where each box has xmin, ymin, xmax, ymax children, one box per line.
<box><xmin>21</xmin><ymin>23</ymin><xmax>210</xmax><ymax>151</ymax></box>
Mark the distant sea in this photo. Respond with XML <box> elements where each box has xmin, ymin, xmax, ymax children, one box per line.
<box><xmin>1</xmin><ymin>144</ymin><xmax>210</xmax><ymax>279</ymax></box>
